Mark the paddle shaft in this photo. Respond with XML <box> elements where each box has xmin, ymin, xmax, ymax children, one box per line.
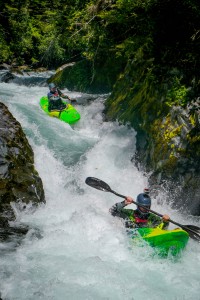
<box><xmin>110</xmin><ymin>189</ymin><xmax>198</xmax><ymax>235</ymax></box>
<box><xmin>85</xmin><ymin>176</ymin><xmax>200</xmax><ymax>240</ymax></box>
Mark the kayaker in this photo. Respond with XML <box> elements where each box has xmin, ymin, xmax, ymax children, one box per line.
<box><xmin>47</xmin><ymin>82</ymin><xmax>71</xmax><ymax>112</ymax></box>
<box><xmin>109</xmin><ymin>191</ymin><xmax>170</xmax><ymax>229</ymax></box>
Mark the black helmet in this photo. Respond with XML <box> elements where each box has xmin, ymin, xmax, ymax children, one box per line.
<box><xmin>136</xmin><ymin>193</ymin><xmax>151</xmax><ymax>216</ymax></box>
<box><xmin>49</xmin><ymin>82</ymin><xmax>56</xmax><ymax>90</ymax></box>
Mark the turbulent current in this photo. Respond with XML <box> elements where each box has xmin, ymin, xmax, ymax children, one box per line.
<box><xmin>0</xmin><ymin>76</ymin><xmax>200</xmax><ymax>300</ymax></box>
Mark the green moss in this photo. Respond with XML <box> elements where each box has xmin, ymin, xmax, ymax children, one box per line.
<box><xmin>49</xmin><ymin>61</ymin><xmax>92</xmax><ymax>91</ymax></box>
<box><xmin>49</xmin><ymin>58</ymin><xmax>123</xmax><ymax>93</ymax></box>
<box><xmin>164</xmin><ymin>155</ymin><xmax>178</xmax><ymax>173</ymax></box>
<box><xmin>148</xmin><ymin>114</ymin><xmax>187</xmax><ymax>169</ymax></box>
<box><xmin>105</xmin><ymin>59</ymin><xmax>164</xmax><ymax>129</ymax></box>
<box><xmin>187</xmin><ymin>134</ymin><xmax>200</xmax><ymax>143</ymax></box>
<box><xmin>189</xmin><ymin>114</ymin><xmax>196</xmax><ymax>126</ymax></box>
<box><xmin>165</xmin><ymin>77</ymin><xmax>190</xmax><ymax>107</ymax></box>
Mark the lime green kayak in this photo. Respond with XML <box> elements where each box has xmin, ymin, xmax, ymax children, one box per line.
<box><xmin>40</xmin><ymin>96</ymin><xmax>80</xmax><ymax>124</ymax></box>
<box><xmin>133</xmin><ymin>224</ymin><xmax>189</xmax><ymax>257</ymax></box>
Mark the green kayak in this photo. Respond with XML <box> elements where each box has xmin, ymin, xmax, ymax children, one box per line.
<box><xmin>40</xmin><ymin>96</ymin><xmax>80</xmax><ymax>124</ymax></box>
<box><xmin>133</xmin><ymin>223</ymin><xmax>189</xmax><ymax>257</ymax></box>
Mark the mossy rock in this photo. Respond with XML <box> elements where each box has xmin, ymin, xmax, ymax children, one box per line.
<box><xmin>48</xmin><ymin>59</ymin><xmax>123</xmax><ymax>93</ymax></box>
<box><xmin>0</xmin><ymin>102</ymin><xmax>45</xmax><ymax>228</ymax></box>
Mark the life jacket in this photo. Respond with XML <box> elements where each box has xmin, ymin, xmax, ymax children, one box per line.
<box><xmin>134</xmin><ymin>211</ymin><xmax>148</xmax><ymax>224</ymax></box>
<box><xmin>135</xmin><ymin>216</ymin><xmax>148</xmax><ymax>224</ymax></box>
<box><xmin>48</xmin><ymin>90</ymin><xmax>60</xmax><ymax>101</ymax></box>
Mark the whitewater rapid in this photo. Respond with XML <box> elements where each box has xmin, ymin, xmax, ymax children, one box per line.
<box><xmin>0</xmin><ymin>79</ymin><xmax>200</xmax><ymax>300</ymax></box>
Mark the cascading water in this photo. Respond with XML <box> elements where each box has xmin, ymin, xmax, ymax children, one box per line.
<box><xmin>0</xmin><ymin>75</ymin><xmax>200</xmax><ymax>300</ymax></box>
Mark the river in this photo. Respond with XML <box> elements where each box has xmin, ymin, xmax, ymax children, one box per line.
<box><xmin>0</xmin><ymin>73</ymin><xmax>200</xmax><ymax>300</ymax></box>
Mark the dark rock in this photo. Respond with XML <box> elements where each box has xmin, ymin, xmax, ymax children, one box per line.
<box><xmin>0</xmin><ymin>71</ymin><xmax>15</xmax><ymax>83</ymax></box>
<box><xmin>0</xmin><ymin>63</ymin><xmax>11</xmax><ymax>71</ymax></box>
<box><xmin>48</xmin><ymin>60</ymin><xmax>121</xmax><ymax>93</ymax></box>
<box><xmin>0</xmin><ymin>102</ymin><xmax>45</xmax><ymax>240</ymax></box>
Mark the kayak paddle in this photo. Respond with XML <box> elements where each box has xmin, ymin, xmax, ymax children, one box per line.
<box><xmin>85</xmin><ymin>177</ymin><xmax>200</xmax><ymax>242</ymax></box>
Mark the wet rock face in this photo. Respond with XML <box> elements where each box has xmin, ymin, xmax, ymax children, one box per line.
<box><xmin>0</xmin><ymin>102</ymin><xmax>45</xmax><ymax>227</ymax></box>
<box><xmin>48</xmin><ymin>60</ymin><xmax>120</xmax><ymax>93</ymax></box>
<box><xmin>104</xmin><ymin>63</ymin><xmax>200</xmax><ymax>215</ymax></box>
<box><xmin>138</xmin><ymin>102</ymin><xmax>200</xmax><ymax>215</ymax></box>
<box><xmin>0</xmin><ymin>71</ymin><xmax>15</xmax><ymax>83</ymax></box>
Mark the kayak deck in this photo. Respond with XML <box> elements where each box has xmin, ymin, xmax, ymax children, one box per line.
<box><xmin>40</xmin><ymin>96</ymin><xmax>80</xmax><ymax>124</ymax></box>
<box><xmin>133</xmin><ymin>225</ymin><xmax>189</xmax><ymax>257</ymax></box>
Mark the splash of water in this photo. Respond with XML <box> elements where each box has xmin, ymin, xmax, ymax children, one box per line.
<box><xmin>0</xmin><ymin>81</ymin><xmax>199</xmax><ymax>300</ymax></box>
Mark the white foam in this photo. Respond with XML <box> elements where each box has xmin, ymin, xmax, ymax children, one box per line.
<box><xmin>0</xmin><ymin>82</ymin><xmax>200</xmax><ymax>300</ymax></box>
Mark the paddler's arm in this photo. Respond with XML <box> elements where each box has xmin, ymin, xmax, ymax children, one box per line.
<box><xmin>47</xmin><ymin>92</ymin><xmax>53</xmax><ymax>101</ymax></box>
<box><xmin>162</xmin><ymin>214</ymin><xmax>170</xmax><ymax>229</ymax></box>
<box><xmin>148</xmin><ymin>213</ymin><xmax>170</xmax><ymax>229</ymax></box>
<box><xmin>109</xmin><ymin>196</ymin><xmax>134</xmax><ymax>217</ymax></box>
<box><xmin>62</xmin><ymin>94</ymin><xmax>71</xmax><ymax>100</ymax></box>
<box><xmin>57</xmin><ymin>88</ymin><xmax>76</xmax><ymax>103</ymax></box>
<box><xmin>61</xmin><ymin>94</ymin><xmax>77</xmax><ymax>104</ymax></box>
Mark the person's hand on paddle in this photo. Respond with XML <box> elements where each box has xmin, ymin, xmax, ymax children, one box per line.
<box><xmin>61</xmin><ymin>94</ymin><xmax>73</xmax><ymax>103</ymax></box>
<box><xmin>125</xmin><ymin>196</ymin><xmax>134</xmax><ymax>205</ymax></box>
<box><xmin>85</xmin><ymin>177</ymin><xmax>200</xmax><ymax>241</ymax></box>
<box><xmin>162</xmin><ymin>214</ymin><xmax>170</xmax><ymax>222</ymax></box>
<box><xmin>70</xmin><ymin>98</ymin><xmax>77</xmax><ymax>104</ymax></box>
<box><xmin>65</xmin><ymin>95</ymin><xmax>77</xmax><ymax>104</ymax></box>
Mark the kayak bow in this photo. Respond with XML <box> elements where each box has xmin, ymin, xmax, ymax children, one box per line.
<box><xmin>134</xmin><ymin>224</ymin><xmax>189</xmax><ymax>257</ymax></box>
<box><xmin>40</xmin><ymin>96</ymin><xmax>80</xmax><ymax>124</ymax></box>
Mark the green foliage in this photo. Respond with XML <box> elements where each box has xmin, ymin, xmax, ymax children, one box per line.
<box><xmin>166</xmin><ymin>77</ymin><xmax>190</xmax><ymax>107</ymax></box>
<box><xmin>0</xmin><ymin>26</ymin><xmax>11</xmax><ymax>62</ymax></box>
<box><xmin>0</xmin><ymin>0</ymin><xmax>199</xmax><ymax>100</ymax></box>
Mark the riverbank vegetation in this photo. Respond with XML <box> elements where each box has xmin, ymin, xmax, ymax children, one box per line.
<box><xmin>1</xmin><ymin>0</ymin><xmax>200</xmax><ymax>95</ymax></box>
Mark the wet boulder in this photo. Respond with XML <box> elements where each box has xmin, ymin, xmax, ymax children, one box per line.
<box><xmin>48</xmin><ymin>60</ymin><xmax>120</xmax><ymax>93</ymax></box>
<box><xmin>0</xmin><ymin>102</ymin><xmax>45</xmax><ymax>234</ymax></box>
<box><xmin>0</xmin><ymin>71</ymin><xmax>16</xmax><ymax>83</ymax></box>
<box><xmin>0</xmin><ymin>63</ymin><xmax>11</xmax><ymax>71</ymax></box>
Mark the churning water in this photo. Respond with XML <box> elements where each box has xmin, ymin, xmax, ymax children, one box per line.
<box><xmin>0</xmin><ymin>77</ymin><xmax>200</xmax><ymax>300</ymax></box>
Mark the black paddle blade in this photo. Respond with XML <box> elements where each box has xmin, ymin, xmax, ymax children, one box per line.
<box><xmin>185</xmin><ymin>225</ymin><xmax>200</xmax><ymax>233</ymax></box>
<box><xmin>183</xmin><ymin>225</ymin><xmax>200</xmax><ymax>242</ymax></box>
<box><xmin>85</xmin><ymin>177</ymin><xmax>112</xmax><ymax>192</ymax></box>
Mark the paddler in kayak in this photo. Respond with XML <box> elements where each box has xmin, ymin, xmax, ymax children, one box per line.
<box><xmin>47</xmin><ymin>82</ymin><xmax>72</xmax><ymax>112</ymax></box>
<box><xmin>109</xmin><ymin>189</ymin><xmax>170</xmax><ymax>229</ymax></box>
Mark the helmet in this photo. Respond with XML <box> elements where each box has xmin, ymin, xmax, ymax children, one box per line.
<box><xmin>49</xmin><ymin>82</ymin><xmax>56</xmax><ymax>90</ymax></box>
<box><xmin>136</xmin><ymin>193</ymin><xmax>151</xmax><ymax>216</ymax></box>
